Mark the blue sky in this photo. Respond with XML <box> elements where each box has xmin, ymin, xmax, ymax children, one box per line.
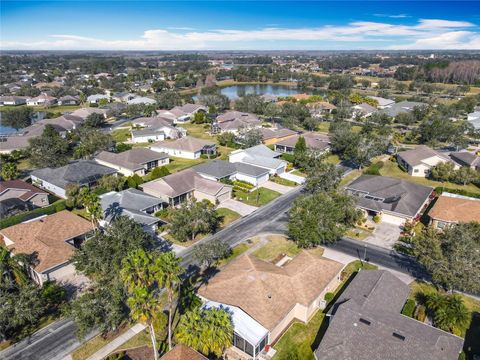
<box><xmin>1</xmin><ymin>1</ymin><xmax>479</xmax><ymax>50</ymax></box>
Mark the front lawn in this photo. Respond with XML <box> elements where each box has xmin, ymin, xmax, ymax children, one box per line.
<box><xmin>233</xmin><ymin>188</ymin><xmax>281</xmax><ymax>206</ymax></box>
<box><xmin>164</xmin><ymin>156</ymin><xmax>206</xmax><ymax>173</ymax></box>
<box><xmin>112</xmin><ymin>128</ymin><xmax>131</xmax><ymax>142</ymax></box>
<box><xmin>269</xmin><ymin>176</ymin><xmax>297</xmax><ymax>187</ymax></box>
<box><xmin>217</xmin><ymin>239</ymin><xmax>259</xmax><ymax>268</ymax></box>
<box><xmin>252</xmin><ymin>234</ymin><xmax>300</xmax><ymax>263</ymax></box>
<box><xmin>72</xmin><ymin>326</ymin><xmax>131</xmax><ymax>360</ymax></box>
<box><xmin>379</xmin><ymin>159</ymin><xmax>480</xmax><ymax>195</ymax></box>
<box><xmin>339</xmin><ymin>169</ymin><xmax>362</xmax><ymax>187</ymax></box>
<box><xmin>216</xmin><ymin>208</ymin><xmax>241</xmax><ymax>228</ymax></box>
<box><xmin>345</xmin><ymin>227</ymin><xmax>372</xmax><ymax>241</ymax></box>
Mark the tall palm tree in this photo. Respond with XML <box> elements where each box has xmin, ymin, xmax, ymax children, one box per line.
<box><xmin>426</xmin><ymin>293</ymin><xmax>470</xmax><ymax>332</ymax></box>
<box><xmin>78</xmin><ymin>187</ymin><xmax>102</xmax><ymax>229</ymax></box>
<box><xmin>0</xmin><ymin>246</ymin><xmax>30</xmax><ymax>286</ymax></box>
<box><xmin>157</xmin><ymin>252</ymin><xmax>184</xmax><ymax>351</ymax></box>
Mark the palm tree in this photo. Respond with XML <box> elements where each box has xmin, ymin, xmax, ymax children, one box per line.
<box><xmin>157</xmin><ymin>252</ymin><xmax>184</xmax><ymax>351</ymax></box>
<box><xmin>120</xmin><ymin>250</ymin><xmax>162</xmax><ymax>360</ymax></box>
<box><xmin>175</xmin><ymin>307</ymin><xmax>233</xmax><ymax>357</ymax></box>
<box><xmin>426</xmin><ymin>293</ymin><xmax>470</xmax><ymax>332</ymax></box>
<box><xmin>78</xmin><ymin>187</ymin><xmax>103</xmax><ymax>229</ymax></box>
<box><xmin>0</xmin><ymin>246</ymin><xmax>30</xmax><ymax>286</ymax></box>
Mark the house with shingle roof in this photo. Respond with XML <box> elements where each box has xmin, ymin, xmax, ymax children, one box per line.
<box><xmin>141</xmin><ymin>168</ymin><xmax>232</xmax><ymax>206</ymax></box>
<box><xmin>397</xmin><ymin>145</ymin><xmax>454</xmax><ymax>177</ymax></box>
<box><xmin>212</xmin><ymin>111</ymin><xmax>262</xmax><ymax>134</ymax></box>
<box><xmin>229</xmin><ymin>145</ymin><xmax>287</xmax><ymax>175</ymax></box>
<box><xmin>314</xmin><ymin>270</ymin><xmax>464</xmax><ymax>360</ymax></box>
<box><xmin>26</xmin><ymin>93</ymin><xmax>57</xmax><ymax>106</ymax></box>
<box><xmin>150</xmin><ymin>136</ymin><xmax>216</xmax><ymax>159</ymax></box>
<box><xmin>345</xmin><ymin>175</ymin><xmax>433</xmax><ymax>224</ymax></box>
<box><xmin>159</xmin><ymin>344</ymin><xmax>207</xmax><ymax>360</ymax></box>
<box><xmin>31</xmin><ymin>160</ymin><xmax>117</xmax><ymax>198</ymax></box>
<box><xmin>131</xmin><ymin>116</ymin><xmax>182</xmax><ymax>143</ymax></box>
<box><xmin>58</xmin><ymin>95</ymin><xmax>79</xmax><ymax>106</ymax></box>
<box><xmin>193</xmin><ymin>159</ymin><xmax>270</xmax><ymax>186</ymax></box>
<box><xmin>259</xmin><ymin>128</ymin><xmax>298</xmax><ymax>146</ymax></box>
<box><xmin>95</xmin><ymin>148</ymin><xmax>169</xmax><ymax>177</ymax></box>
<box><xmin>0</xmin><ymin>210</ymin><xmax>93</xmax><ymax>286</ymax></box>
<box><xmin>428</xmin><ymin>192</ymin><xmax>480</xmax><ymax>230</ymax></box>
<box><xmin>198</xmin><ymin>251</ymin><xmax>343</xmax><ymax>358</ymax></box>
<box><xmin>69</xmin><ymin>107</ymin><xmax>108</xmax><ymax>120</ymax></box>
<box><xmin>273</xmin><ymin>132</ymin><xmax>330</xmax><ymax>154</ymax></box>
<box><xmin>449</xmin><ymin>151</ymin><xmax>480</xmax><ymax>171</ymax></box>
<box><xmin>99</xmin><ymin>189</ymin><xmax>163</xmax><ymax>233</ymax></box>
<box><xmin>0</xmin><ymin>96</ymin><xmax>27</xmax><ymax>106</ymax></box>
<box><xmin>0</xmin><ymin>180</ymin><xmax>49</xmax><ymax>217</ymax></box>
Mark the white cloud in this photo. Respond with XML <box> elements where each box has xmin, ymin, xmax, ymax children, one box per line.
<box><xmin>1</xmin><ymin>18</ymin><xmax>479</xmax><ymax>50</ymax></box>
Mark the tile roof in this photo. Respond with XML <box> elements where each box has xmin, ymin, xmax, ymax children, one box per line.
<box><xmin>428</xmin><ymin>193</ymin><xmax>480</xmax><ymax>223</ymax></box>
<box><xmin>0</xmin><ymin>179</ymin><xmax>47</xmax><ymax>201</ymax></box>
<box><xmin>198</xmin><ymin>251</ymin><xmax>343</xmax><ymax>330</ymax></box>
<box><xmin>315</xmin><ymin>270</ymin><xmax>464</xmax><ymax>360</ymax></box>
<box><xmin>0</xmin><ymin>210</ymin><xmax>93</xmax><ymax>272</ymax></box>
<box><xmin>31</xmin><ymin>160</ymin><xmax>117</xmax><ymax>189</ymax></box>
<box><xmin>96</xmin><ymin>148</ymin><xmax>168</xmax><ymax>171</ymax></box>
<box><xmin>345</xmin><ymin>175</ymin><xmax>433</xmax><ymax>218</ymax></box>
<box><xmin>151</xmin><ymin>136</ymin><xmax>215</xmax><ymax>153</ymax></box>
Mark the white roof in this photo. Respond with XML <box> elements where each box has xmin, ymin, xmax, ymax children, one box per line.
<box><xmin>203</xmin><ymin>300</ymin><xmax>269</xmax><ymax>346</ymax></box>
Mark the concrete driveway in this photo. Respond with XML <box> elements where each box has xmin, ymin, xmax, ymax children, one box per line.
<box><xmin>217</xmin><ymin>199</ymin><xmax>258</xmax><ymax>216</ymax></box>
<box><xmin>364</xmin><ymin>220</ymin><xmax>402</xmax><ymax>249</ymax></box>
<box><xmin>260</xmin><ymin>180</ymin><xmax>294</xmax><ymax>194</ymax></box>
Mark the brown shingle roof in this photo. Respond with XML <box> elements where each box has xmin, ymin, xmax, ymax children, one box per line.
<box><xmin>151</xmin><ymin>136</ymin><xmax>215</xmax><ymax>153</ymax></box>
<box><xmin>0</xmin><ymin>211</ymin><xmax>93</xmax><ymax>272</ymax></box>
<box><xmin>428</xmin><ymin>195</ymin><xmax>480</xmax><ymax>223</ymax></box>
<box><xmin>198</xmin><ymin>251</ymin><xmax>342</xmax><ymax>330</ymax></box>
<box><xmin>160</xmin><ymin>344</ymin><xmax>207</xmax><ymax>360</ymax></box>
<box><xmin>0</xmin><ymin>179</ymin><xmax>47</xmax><ymax>201</ymax></box>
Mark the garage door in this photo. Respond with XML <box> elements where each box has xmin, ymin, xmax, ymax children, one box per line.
<box><xmin>382</xmin><ymin>213</ymin><xmax>406</xmax><ymax>226</ymax></box>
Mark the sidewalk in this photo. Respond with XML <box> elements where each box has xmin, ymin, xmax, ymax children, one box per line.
<box><xmin>85</xmin><ymin>323</ymin><xmax>146</xmax><ymax>360</ymax></box>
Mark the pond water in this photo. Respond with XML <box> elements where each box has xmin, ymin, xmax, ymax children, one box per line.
<box><xmin>0</xmin><ymin>112</ymin><xmax>46</xmax><ymax>135</ymax></box>
<box><xmin>219</xmin><ymin>84</ymin><xmax>306</xmax><ymax>100</ymax></box>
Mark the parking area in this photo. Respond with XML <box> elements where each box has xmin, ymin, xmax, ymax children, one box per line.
<box><xmin>364</xmin><ymin>220</ymin><xmax>402</xmax><ymax>249</ymax></box>
<box><xmin>217</xmin><ymin>198</ymin><xmax>258</xmax><ymax>216</ymax></box>
<box><xmin>260</xmin><ymin>180</ymin><xmax>293</xmax><ymax>194</ymax></box>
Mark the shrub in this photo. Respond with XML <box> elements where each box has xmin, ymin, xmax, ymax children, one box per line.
<box><xmin>280</xmin><ymin>153</ymin><xmax>295</xmax><ymax>163</ymax></box>
<box><xmin>364</xmin><ymin>161</ymin><xmax>384</xmax><ymax>176</ymax></box>
<box><xmin>324</xmin><ymin>292</ymin><xmax>335</xmax><ymax>304</ymax></box>
<box><xmin>149</xmin><ymin>166</ymin><xmax>170</xmax><ymax>180</ymax></box>
<box><xmin>401</xmin><ymin>299</ymin><xmax>416</xmax><ymax>318</ymax></box>
<box><xmin>373</xmin><ymin>214</ymin><xmax>381</xmax><ymax>223</ymax></box>
<box><xmin>0</xmin><ymin>200</ymin><xmax>67</xmax><ymax>229</ymax></box>
<box><xmin>434</xmin><ymin>187</ymin><xmax>480</xmax><ymax>199</ymax></box>
<box><xmin>414</xmin><ymin>305</ymin><xmax>427</xmax><ymax>322</ymax></box>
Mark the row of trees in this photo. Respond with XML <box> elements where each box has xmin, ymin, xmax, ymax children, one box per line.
<box><xmin>430</xmin><ymin>162</ymin><xmax>479</xmax><ymax>185</ymax></box>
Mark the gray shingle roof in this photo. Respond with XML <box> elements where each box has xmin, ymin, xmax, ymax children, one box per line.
<box><xmin>315</xmin><ymin>270</ymin><xmax>464</xmax><ymax>360</ymax></box>
<box><xmin>449</xmin><ymin>151</ymin><xmax>480</xmax><ymax>168</ymax></box>
<box><xmin>381</xmin><ymin>101</ymin><xmax>427</xmax><ymax>117</ymax></box>
<box><xmin>96</xmin><ymin>148</ymin><xmax>168</xmax><ymax>171</ymax></box>
<box><xmin>100</xmin><ymin>188</ymin><xmax>161</xmax><ymax>226</ymax></box>
<box><xmin>192</xmin><ymin>160</ymin><xmax>269</xmax><ymax>179</ymax></box>
<box><xmin>31</xmin><ymin>160</ymin><xmax>117</xmax><ymax>189</ymax></box>
<box><xmin>345</xmin><ymin>175</ymin><xmax>433</xmax><ymax>218</ymax></box>
<box><xmin>397</xmin><ymin>145</ymin><xmax>449</xmax><ymax>167</ymax></box>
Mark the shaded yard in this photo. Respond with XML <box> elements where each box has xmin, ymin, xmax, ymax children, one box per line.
<box><xmin>216</xmin><ymin>208</ymin><xmax>241</xmax><ymax>228</ymax></box>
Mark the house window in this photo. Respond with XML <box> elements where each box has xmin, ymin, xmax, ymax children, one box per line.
<box><xmin>414</xmin><ymin>168</ymin><xmax>419</xmax><ymax>173</ymax></box>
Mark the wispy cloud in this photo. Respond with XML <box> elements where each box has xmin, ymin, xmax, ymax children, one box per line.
<box><xmin>167</xmin><ymin>27</ymin><xmax>196</xmax><ymax>31</ymax></box>
<box><xmin>374</xmin><ymin>13</ymin><xmax>410</xmax><ymax>19</ymax></box>
<box><xmin>1</xmin><ymin>18</ymin><xmax>478</xmax><ymax>50</ymax></box>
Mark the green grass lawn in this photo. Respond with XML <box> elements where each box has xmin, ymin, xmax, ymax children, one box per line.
<box><xmin>316</xmin><ymin>122</ymin><xmax>330</xmax><ymax>133</ymax></box>
<box><xmin>233</xmin><ymin>188</ymin><xmax>281</xmax><ymax>207</ymax></box>
<box><xmin>345</xmin><ymin>227</ymin><xmax>372</xmax><ymax>241</ymax></box>
<box><xmin>216</xmin><ymin>208</ymin><xmax>241</xmax><ymax>228</ymax></box>
<box><xmin>252</xmin><ymin>234</ymin><xmax>300</xmax><ymax>263</ymax></box>
<box><xmin>112</xmin><ymin>128</ymin><xmax>131</xmax><ymax>142</ymax></box>
<box><xmin>0</xmin><ymin>104</ymin><xmax>82</xmax><ymax>113</ymax></box>
<box><xmin>72</xmin><ymin>326</ymin><xmax>131</xmax><ymax>360</ymax></box>
<box><xmin>273</xmin><ymin>310</ymin><xmax>326</xmax><ymax>360</ymax></box>
<box><xmin>165</xmin><ymin>156</ymin><xmax>206</xmax><ymax>173</ymax></box>
<box><xmin>324</xmin><ymin>153</ymin><xmax>341</xmax><ymax>165</ymax></box>
<box><xmin>217</xmin><ymin>239</ymin><xmax>258</xmax><ymax>268</ymax></box>
<box><xmin>269</xmin><ymin>176</ymin><xmax>297</xmax><ymax>187</ymax></box>
<box><xmin>110</xmin><ymin>329</ymin><xmax>152</xmax><ymax>353</ymax></box>
<box><xmin>339</xmin><ymin>169</ymin><xmax>362</xmax><ymax>187</ymax></box>
<box><xmin>379</xmin><ymin>159</ymin><xmax>480</xmax><ymax>195</ymax></box>
<box><xmin>291</xmin><ymin>169</ymin><xmax>307</xmax><ymax>177</ymax></box>
<box><xmin>181</xmin><ymin>123</ymin><xmax>216</xmax><ymax>141</ymax></box>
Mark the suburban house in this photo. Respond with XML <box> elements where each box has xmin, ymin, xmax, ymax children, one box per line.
<box><xmin>314</xmin><ymin>270</ymin><xmax>464</xmax><ymax>360</ymax></box>
<box><xmin>159</xmin><ymin>345</ymin><xmax>207</xmax><ymax>360</ymax></box>
<box><xmin>259</xmin><ymin>128</ymin><xmax>298</xmax><ymax>146</ymax></box>
<box><xmin>273</xmin><ymin>132</ymin><xmax>330</xmax><ymax>154</ymax></box>
<box><xmin>368</xmin><ymin>96</ymin><xmax>395</xmax><ymax>109</ymax></box>
<box><xmin>99</xmin><ymin>189</ymin><xmax>163</xmax><ymax>233</ymax></box>
<box><xmin>397</xmin><ymin>146</ymin><xmax>454</xmax><ymax>177</ymax></box>
<box><xmin>467</xmin><ymin>111</ymin><xmax>480</xmax><ymax>130</ymax></box>
<box><xmin>157</xmin><ymin>104</ymin><xmax>207</xmax><ymax>123</ymax></box>
<box><xmin>0</xmin><ymin>211</ymin><xmax>94</xmax><ymax>286</ymax></box>
<box><xmin>381</xmin><ymin>101</ymin><xmax>427</xmax><ymax>118</ymax></box>
<box><xmin>0</xmin><ymin>95</ymin><xmax>27</xmax><ymax>106</ymax></box>
<box><xmin>141</xmin><ymin>168</ymin><xmax>232</xmax><ymax>206</ymax></box>
<box><xmin>345</xmin><ymin>175</ymin><xmax>433</xmax><ymax>224</ymax></box>
<box><xmin>127</xmin><ymin>96</ymin><xmax>156</xmax><ymax>105</ymax></box>
<box><xmin>111</xmin><ymin>92</ymin><xmax>136</xmax><ymax>103</ymax></box>
<box><xmin>212</xmin><ymin>111</ymin><xmax>262</xmax><ymax>134</ymax></box>
<box><xmin>449</xmin><ymin>151</ymin><xmax>480</xmax><ymax>170</ymax></box>
<box><xmin>428</xmin><ymin>192</ymin><xmax>480</xmax><ymax>229</ymax></box>
<box><xmin>95</xmin><ymin>148</ymin><xmax>169</xmax><ymax>177</ymax></box>
<box><xmin>26</xmin><ymin>93</ymin><xmax>57</xmax><ymax>106</ymax></box>
<box><xmin>353</xmin><ymin>103</ymin><xmax>377</xmax><ymax>117</ymax></box>
<box><xmin>31</xmin><ymin>160</ymin><xmax>117</xmax><ymax>198</ymax></box>
<box><xmin>193</xmin><ymin>159</ymin><xmax>270</xmax><ymax>186</ymax></box>
<box><xmin>131</xmin><ymin>116</ymin><xmax>183</xmax><ymax>143</ymax></box>
<box><xmin>70</xmin><ymin>107</ymin><xmax>108</xmax><ymax>120</ymax></box>
<box><xmin>87</xmin><ymin>94</ymin><xmax>110</xmax><ymax>104</ymax></box>
<box><xmin>0</xmin><ymin>180</ymin><xmax>50</xmax><ymax>218</ymax></box>
<box><xmin>306</xmin><ymin>101</ymin><xmax>337</xmax><ymax>117</ymax></box>
<box><xmin>57</xmin><ymin>95</ymin><xmax>79</xmax><ymax>106</ymax></box>
<box><xmin>150</xmin><ymin>136</ymin><xmax>216</xmax><ymax>159</ymax></box>
<box><xmin>229</xmin><ymin>145</ymin><xmax>287</xmax><ymax>175</ymax></box>
<box><xmin>198</xmin><ymin>252</ymin><xmax>343</xmax><ymax>359</ymax></box>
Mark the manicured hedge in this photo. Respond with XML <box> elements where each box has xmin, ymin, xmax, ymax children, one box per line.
<box><xmin>434</xmin><ymin>187</ymin><xmax>480</xmax><ymax>199</ymax></box>
<box><xmin>0</xmin><ymin>200</ymin><xmax>66</xmax><ymax>229</ymax></box>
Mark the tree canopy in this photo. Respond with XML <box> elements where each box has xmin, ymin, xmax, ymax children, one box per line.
<box><xmin>27</xmin><ymin>124</ymin><xmax>70</xmax><ymax>168</ymax></box>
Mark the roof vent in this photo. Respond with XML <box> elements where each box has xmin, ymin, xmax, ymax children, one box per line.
<box><xmin>359</xmin><ymin>318</ymin><xmax>371</xmax><ymax>325</ymax></box>
<box><xmin>392</xmin><ymin>332</ymin><xmax>405</xmax><ymax>341</ymax></box>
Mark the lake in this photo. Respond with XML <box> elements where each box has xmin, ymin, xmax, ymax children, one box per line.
<box><xmin>0</xmin><ymin>112</ymin><xmax>46</xmax><ymax>135</ymax></box>
<box><xmin>219</xmin><ymin>84</ymin><xmax>305</xmax><ymax>100</ymax></box>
